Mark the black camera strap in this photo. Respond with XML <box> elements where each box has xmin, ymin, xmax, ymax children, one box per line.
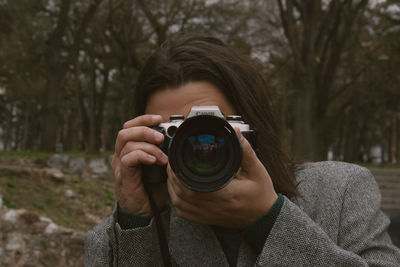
<box><xmin>143</xmin><ymin>183</ymin><xmax>172</xmax><ymax>267</ymax></box>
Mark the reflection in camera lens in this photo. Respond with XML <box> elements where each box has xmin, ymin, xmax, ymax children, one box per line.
<box><xmin>169</xmin><ymin>114</ymin><xmax>243</xmax><ymax>192</ymax></box>
<box><xmin>183</xmin><ymin>134</ymin><xmax>227</xmax><ymax>176</ymax></box>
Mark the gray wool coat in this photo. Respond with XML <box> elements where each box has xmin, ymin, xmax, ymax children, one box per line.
<box><xmin>85</xmin><ymin>161</ymin><xmax>400</xmax><ymax>266</ymax></box>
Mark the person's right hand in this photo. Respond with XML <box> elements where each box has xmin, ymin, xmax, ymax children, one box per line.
<box><xmin>112</xmin><ymin>114</ymin><xmax>169</xmax><ymax>216</ymax></box>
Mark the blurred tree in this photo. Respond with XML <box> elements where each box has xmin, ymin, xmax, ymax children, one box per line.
<box><xmin>39</xmin><ymin>0</ymin><xmax>104</xmax><ymax>152</ymax></box>
<box><xmin>277</xmin><ymin>0</ymin><xmax>369</xmax><ymax>161</ymax></box>
<box><xmin>0</xmin><ymin>0</ymin><xmax>48</xmax><ymax>151</ymax></box>
<box><xmin>1</xmin><ymin>0</ymin><xmax>397</xmax><ymax>161</ymax></box>
<box><xmin>380</xmin><ymin>0</ymin><xmax>400</xmax><ymax>163</ymax></box>
<box><xmin>65</xmin><ymin>0</ymin><xmax>211</xmax><ymax>153</ymax></box>
<box><xmin>312</xmin><ymin>0</ymin><xmax>400</xmax><ymax>163</ymax></box>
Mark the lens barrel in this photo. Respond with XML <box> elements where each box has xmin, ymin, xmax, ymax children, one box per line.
<box><xmin>168</xmin><ymin>115</ymin><xmax>242</xmax><ymax>192</ymax></box>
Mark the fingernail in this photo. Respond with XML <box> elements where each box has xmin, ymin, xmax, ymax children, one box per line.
<box><xmin>234</xmin><ymin>128</ymin><xmax>243</xmax><ymax>139</ymax></box>
<box><xmin>154</xmin><ymin>131</ymin><xmax>164</xmax><ymax>141</ymax></box>
<box><xmin>160</xmin><ymin>153</ymin><xmax>168</xmax><ymax>163</ymax></box>
<box><xmin>152</xmin><ymin>115</ymin><xmax>162</xmax><ymax>123</ymax></box>
<box><xmin>147</xmin><ymin>154</ymin><xmax>156</xmax><ymax>162</ymax></box>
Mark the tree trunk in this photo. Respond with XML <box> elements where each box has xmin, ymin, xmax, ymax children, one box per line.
<box><xmin>293</xmin><ymin>83</ymin><xmax>316</xmax><ymax>161</ymax></box>
<box><xmin>3</xmin><ymin>103</ymin><xmax>14</xmax><ymax>151</ymax></box>
<box><xmin>343</xmin><ymin>118</ymin><xmax>358</xmax><ymax>162</ymax></box>
<box><xmin>39</xmin><ymin>0</ymin><xmax>71</xmax><ymax>152</ymax></box>
<box><xmin>40</xmin><ymin>71</ymin><xmax>65</xmax><ymax>151</ymax></box>
<box><xmin>65</xmin><ymin>105</ymin><xmax>79</xmax><ymax>151</ymax></box>
<box><xmin>21</xmin><ymin>103</ymin><xmax>30</xmax><ymax>151</ymax></box>
<box><xmin>86</xmin><ymin>59</ymin><xmax>109</xmax><ymax>154</ymax></box>
<box><xmin>397</xmin><ymin>116</ymin><xmax>400</xmax><ymax>163</ymax></box>
<box><xmin>87</xmin><ymin>56</ymin><xmax>97</xmax><ymax>154</ymax></box>
<box><xmin>39</xmin><ymin>0</ymin><xmax>103</xmax><ymax>152</ymax></box>
<box><xmin>96</xmin><ymin>68</ymin><xmax>109</xmax><ymax>152</ymax></box>
<box><xmin>390</xmin><ymin>114</ymin><xmax>397</xmax><ymax>163</ymax></box>
<box><xmin>277</xmin><ymin>0</ymin><xmax>368</xmax><ymax>162</ymax></box>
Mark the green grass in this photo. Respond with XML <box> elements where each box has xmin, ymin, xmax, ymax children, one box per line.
<box><xmin>0</xmin><ymin>151</ymin><xmax>53</xmax><ymax>159</ymax></box>
<box><xmin>3</xmin><ymin>196</ymin><xmax>16</xmax><ymax>208</ymax></box>
<box><xmin>0</xmin><ymin>167</ymin><xmax>115</xmax><ymax>231</ymax></box>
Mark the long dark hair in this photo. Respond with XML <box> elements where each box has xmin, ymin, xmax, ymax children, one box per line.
<box><xmin>134</xmin><ymin>34</ymin><xmax>299</xmax><ymax>198</ymax></box>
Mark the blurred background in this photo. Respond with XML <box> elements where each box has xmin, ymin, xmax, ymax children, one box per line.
<box><xmin>0</xmin><ymin>0</ymin><xmax>399</xmax><ymax>265</ymax></box>
<box><xmin>0</xmin><ymin>0</ymin><xmax>399</xmax><ymax>163</ymax></box>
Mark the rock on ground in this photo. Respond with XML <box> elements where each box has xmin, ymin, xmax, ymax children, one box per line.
<box><xmin>0</xmin><ymin>207</ymin><xmax>85</xmax><ymax>266</ymax></box>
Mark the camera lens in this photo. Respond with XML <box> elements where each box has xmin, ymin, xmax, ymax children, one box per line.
<box><xmin>168</xmin><ymin>115</ymin><xmax>242</xmax><ymax>192</ymax></box>
<box><xmin>183</xmin><ymin>134</ymin><xmax>228</xmax><ymax>176</ymax></box>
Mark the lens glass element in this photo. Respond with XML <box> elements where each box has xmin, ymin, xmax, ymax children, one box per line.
<box><xmin>168</xmin><ymin>115</ymin><xmax>243</xmax><ymax>192</ymax></box>
<box><xmin>183</xmin><ymin>134</ymin><xmax>227</xmax><ymax>176</ymax></box>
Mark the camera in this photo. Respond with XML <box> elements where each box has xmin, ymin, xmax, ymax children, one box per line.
<box><xmin>142</xmin><ymin>106</ymin><xmax>255</xmax><ymax>192</ymax></box>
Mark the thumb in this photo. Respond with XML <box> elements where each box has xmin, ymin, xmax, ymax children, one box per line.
<box><xmin>234</xmin><ymin>128</ymin><xmax>259</xmax><ymax>172</ymax></box>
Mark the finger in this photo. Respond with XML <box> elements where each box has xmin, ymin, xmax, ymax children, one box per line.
<box><xmin>234</xmin><ymin>128</ymin><xmax>260</xmax><ymax>174</ymax></box>
<box><xmin>167</xmin><ymin>177</ymin><xmax>204</xmax><ymax>220</ymax></box>
<box><xmin>166</xmin><ymin>165</ymin><xmax>196</xmax><ymax>198</ymax></box>
<box><xmin>120</xmin><ymin>141</ymin><xmax>168</xmax><ymax>165</ymax></box>
<box><xmin>120</xmin><ymin>149</ymin><xmax>157</xmax><ymax>167</ymax></box>
<box><xmin>167</xmin><ymin>164</ymin><xmax>216</xmax><ymax>202</ymax></box>
<box><xmin>115</xmin><ymin>126</ymin><xmax>165</xmax><ymax>157</ymax></box>
<box><xmin>123</xmin><ymin>114</ymin><xmax>163</xmax><ymax>129</ymax></box>
<box><xmin>167</xmin><ymin>177</ymin><xmax>182</xmax><ymax>209</ymax></box>
<box><xmin>167</xmin><ymin>165</ymin><xmax>185</xmax><ymax>197</ymax></box>
<box><xmin>166</xmin><ymin>164</ymin><xmax>201</xmax><ymax>203</ymax></box>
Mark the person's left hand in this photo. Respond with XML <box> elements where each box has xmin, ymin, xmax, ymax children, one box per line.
<box><xmin>167</xmin><ymin>129</ymin><xmax>278</xmax><ymax>230</ymax></box>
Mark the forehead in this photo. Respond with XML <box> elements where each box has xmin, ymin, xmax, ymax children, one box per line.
<box><xmin>145</xmin><ymin>81</ymin><xmax>236</xmax><ymax>121</ymax></box>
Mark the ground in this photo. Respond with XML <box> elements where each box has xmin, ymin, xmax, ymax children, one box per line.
<box><xmin>0</xmin><ymin>156</ymin><xmax>114</xmax><ymax>231</ymax></box>
<box><xmin>0</xmin><ymin>154</ymin><xmax>399</xmax><ymax>246</ymax></box>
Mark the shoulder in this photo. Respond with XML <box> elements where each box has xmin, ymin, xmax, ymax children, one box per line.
<box><xmin>296</xmin><ymin>160</ymin><xmax>372</xmax><ymax>182</ymax></box>
<box><xmin>292</xmin><ymin>161</ymin><xmax>380</xmax><ymax>229</ymax></box>
<box><xmin>295</xmin><ymin>161</ymin><xmax>376</xmax><ymax>197</ymax></box>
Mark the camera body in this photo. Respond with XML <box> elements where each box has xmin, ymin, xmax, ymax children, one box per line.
<box><xmin>143</xmin><ymin>106</ymin><xmax>255</xmax><ymax>192</ymax></box>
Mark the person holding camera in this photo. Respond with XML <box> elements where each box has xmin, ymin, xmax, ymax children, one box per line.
<box><xmin>85</xmin><ymin>35</ymin><xmax>400</xmax><ymax>266</ymax></box>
